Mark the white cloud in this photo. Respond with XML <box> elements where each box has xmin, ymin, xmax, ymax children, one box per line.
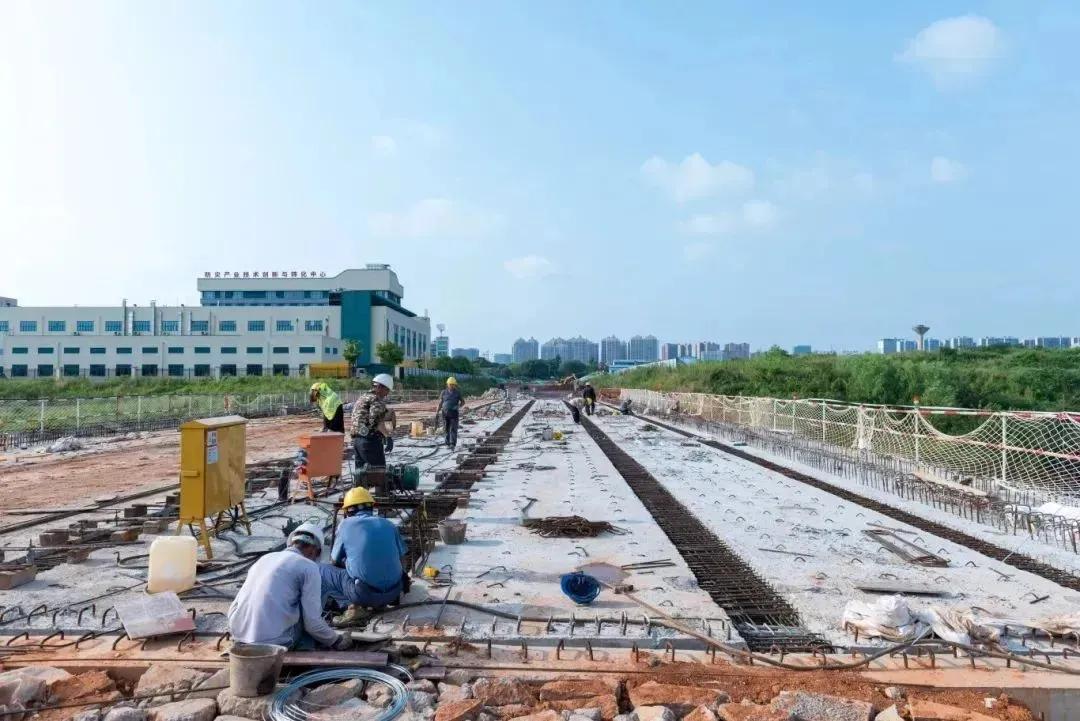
<box><xmin>742</xmin><ymin>200</ymin><xmax>779</xmax><ymax>229</ymax></box>
<box><xmin>368</xmin><ymin>198</ymin><xmax>502</xmax><ymax>239</ymax></box>
<box><xmin>930</xmin><ymin>156</ymin><xmax>968</xmax><ymax>184</ymax></box>
<box><xmin>679</xmin><ymin>212</ymin><xmax>737</xmax><ymax>236</ymax></box>
<box><xmin>897</xmin><ymin>15</ymin><xmax>1004</xmax><ymax>88</ymax></box>
<box><xmin>682</xmin><ymin>242</ymin><xmax>713</xmax><ymax>261</ymax></box>
<box><xmin>641</xmin><ymin>153</ymin><xmax>754</xmax><ymax>203</ymax></box>
<box><xmin>371</xmin><ymin>135</ymin><xmax>397</xmax><ymax>157</ymax></box>
<box><xmin>503</xmin><ymin>255</ymin><xmax>557</xmax><ymax>279</ymax></box>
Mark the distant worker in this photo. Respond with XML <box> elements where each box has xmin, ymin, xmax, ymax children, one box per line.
<box><xmin>310</xmin><ymin>382</ymin><xmax>344</xmax><ymax>433</ymax></box>
<box><xmin>349</xmin><ymin>374</ymin><xmax>395</xmax><ymax>482</ymax></box>
<box><xmin>436</xmin><ymin>377</ymin><xmax>465</xmax><ymax>450</ymax></box>
<box><xmin>582</xmin><ymin>382</ymin><xmax>597</xmax><ymax>416</ymax></box>
<box><xmin>228</xmin><ymin>521</ymin><xmax>352</xmax><ymax>650</ymax></box>
<box><xmin>321</xmin><ymin>487</ymin><xmax>408</xmax><ymax>625</ymax></box>
<box><xmin>620</xmin><ymin>398</ymin><xmax>634</xmax><ymax>416</ymax></box>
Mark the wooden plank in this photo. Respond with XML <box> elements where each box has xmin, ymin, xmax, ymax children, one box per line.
<box><xmin>282</xmin><ymin>650</ymin><xmax>389</xmax><ymax>668</ymax></box>
<box><xmin>6</xmin><ymin>507</ymin><xmax>99</xmax><ymax>515</ymax></box>
<box><xmin>857</xmin><ymin>584</ymin><xmax>945</xmax><ymax>597</ymax></box>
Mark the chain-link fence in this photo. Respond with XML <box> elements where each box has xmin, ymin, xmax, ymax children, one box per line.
<box><xmin>0</xmin><ymin>389</ymin><xmax>440</xmax><ymax>450</ymax></box>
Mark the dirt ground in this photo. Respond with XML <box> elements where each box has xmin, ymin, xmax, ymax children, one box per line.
<box><xmin>0</xmin><ymin>399</ymin><xmax>472</xmax><ymax>522</ymax></box>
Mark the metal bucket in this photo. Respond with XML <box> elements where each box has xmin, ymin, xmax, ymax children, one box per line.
<box><xmin>438</xmin><ymin>520</ymin><xmax>467</xmax><ymax>545</ymax></box>
<box><xmin>229</xmin><ymin>642</ymin><xmax>287</xmax><ymax>697</ymax></box>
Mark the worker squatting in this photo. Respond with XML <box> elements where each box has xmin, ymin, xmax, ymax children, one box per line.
<box><xmin>226</xmin><ymin>373</ymin><xmax>466</xmax><ymax>650</ymax></box>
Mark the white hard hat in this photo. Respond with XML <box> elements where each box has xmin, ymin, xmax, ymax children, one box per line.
<box><xmin>373</xmin><ymin>373</ymin><xmax>394</xmax><ymax>391</ymax></box>
<box><xmin>288</xmin><ymin>521</ymin><xmax>324</xmax><ymax>551</ymax></box>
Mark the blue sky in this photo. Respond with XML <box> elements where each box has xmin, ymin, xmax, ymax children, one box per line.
<box><xmin>2</xmin><ymin>2</ymin><xmax>1078</xmax><ymax>354</ymax></box>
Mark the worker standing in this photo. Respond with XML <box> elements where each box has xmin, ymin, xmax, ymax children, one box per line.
<box><xmin>582</xmin><ymin>382</ymin><xmax>597</xmax><ymax>416</ymax></box>
<box><xmin>321</xmin><ymin>488</ymin><xmax>408</xmax><ymax>626</ymax></box>
<box><xmin>310</xmin><ymin>382</ymin><xmax>344</xmax><ymax>433</ymax></box>
<box><xmin>436</xmin><ymin>377</ymin><xmax>464</xmax><ymax>450</ymax></box>
<box><xmin>349</xmin><ymin>374</ymin><xmax>395</xmax><ymax>484</ymax></box>
<box><xmin>227</xmin><ymin>522</ymin><xmax>352</xmax><ymax>650</ymax></box>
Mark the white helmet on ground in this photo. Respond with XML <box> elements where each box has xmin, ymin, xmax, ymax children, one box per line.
<box><xmin>288</xmin><ymin>521</ymin><xmax>324</xmax><ymax>551</ymax></box>
<box><xmin>373</xmin><ymin>373</ymin><xmax>394</xmax><ymax>391</ymax></box>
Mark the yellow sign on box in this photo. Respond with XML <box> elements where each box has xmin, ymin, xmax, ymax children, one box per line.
<box><xmin>177</xmin><ymin>415</ymin><xmax>250</xmax><ymax>558</ymax></box>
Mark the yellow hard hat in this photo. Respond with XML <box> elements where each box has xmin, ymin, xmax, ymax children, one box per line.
<box><xmin>310</xmin><ymin>382</ymin><xmax>322</xmax><ymax>393</ymax></box>
<box><xmin>446</xmin><ymin>377</ymin><xmax>458</xmax><ymax>386</ymax></box>
<box><xmin>342</xmin><ymin>487</ymin><xmax>374</xmax><ymax>509</ymax></box>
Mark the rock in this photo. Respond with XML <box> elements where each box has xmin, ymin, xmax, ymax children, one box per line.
<box><xmin>906</xmin><ymin>700</ymin><xmax>997</xmax><ymax>721</ymax></box>
<box><xmin>716</xmin><ymin>703</ymin><xmax>791</xmax><ymax>721</ymax></box>
<box><xmin>407</xmin><ymin>680</ymin><xmax>438</xmax><ymax>694</ymax></box>
<box><xmin>479</xmin><ymin>713</ymin><xmax>499</xmax><ymax>721</ymax></box>
<box><xmin>473</xmin><ymin>678</ymin><xmax>538</xmax><ymax>707</ymax></box>
<box><xmin>104</xmin><ymin>708</ymin><xmax>148</xmax><ymax>721</ymax></box>
<box><xmin>367</xmin><ymin>684</ymin><xmax>396</xmax><ymax>709</ymax></box>
<box><xmin>683</xmin><ymin>707</ymin><xmax>718</xmax><ymax>721</ymax></box>
<box><xmin>614</xmin><ymin>714</ymin><xmax>638</xmax><ymax>721</ymax></box>
<box><xmin>0</xmin><ymin>669</ymin><xmax>49</xmax><ymax>709</ymax></box>
<box><xmin>439</xmin><ymin>684</ymin><xmax>474</xmax><ymax>704</ymax></box>
<box><xmin>74</xmin><ymin>710</ymin><xmax>103</xmax><ymax>721</ymax></box>
<box><xmin>568</xmin><ymin>715</ymin><xmax>596</xmax><ymax>721</ymax></box>
<box><xmin>629</xmin><ymin>683</ymin><xmax>728</xmax><ymax>716</ymax></box>
<box><xmin>147</xmin><ymin>698</ymin><xmax>218</xmax><ymax>721</ymax></box>
<box><xmin>485</xmin><ymin>704</ymin><xmax>534</xmax><ymax>719</ymax></box>
<box><xmin>445</xmin><ymin>670</ymin><xmax>476</xmax><ymax>686</ymax></box>
<box><xmin>50</xmin><ymin>671</ymin><xmax>116</xmax><ymax>702</ymax></box>
<box><xmin>304</xmin><ymin>680</ymin><xmax>364</xmax><ymax>708</ymax></box>
<box><xmin>12</xmin><ymin>667</ymin><xmax>73</xmax><ymax>688</ymax></box>
<box><xmin>507</xmin><ymin>712</ymin><xmax>562</xmax><ymax>721</ymax></box>
<box><xmin>48</xmin><ymin>436</ymin><xmax>83</xmax><ymax>453</ymax></box>
<box><xmin>409</xmin><ymin>691</ymin><xmax>437</xmax><ymax>712</ymax></box>
<box><xmin>216</xmin><ymin>688</ymin><xmax>275</xmax><ymax>719</ymax></box>
<box><xmin>771</xmin><ymin>691</ymin><xmax>872</xmax><ymax>721</ymax></box>
<box><xmin>309</xmin><ymin>697</ymin><xmax>381</xmax><ymax>721</ymax></box>
<box><xmin>882</xmin><ymin>688</ymin><xmax>903</xmax><ymax>701</ymax></box>
<box><xmin>434</xmin><ymin>698</ymin><xmax>484</xmax><ymax>721</ymax></box>
<box><xmin>542</xmin><ymin>696</ymin><xmax>619</xmax><ymax>721</ymax></box>
<box><xmin>539</xmin><ymin>680</ymin><xmax>618</xmax><ymax>702</ymax></box>
<box><xmin>186</xmin><ymin>669</ymin><xmax>229</xmax><ymax>701</ymax></box>
<box><xmin>635</xmin><ymin>708</ymin><xmax>675</xmax><ymax>721</ymax></box>
<box><xmin>875</xmin><ymin>706</ymin><xmax>904</xmax><ymax>721</ymax></box>
<box><xmin>215</xmin><ymin>716</ymin><xmax>261</xmax><ymax>721</ymax></box>
<box><xmin>572</xmin><ymin>709</ymin><xmax>603</xmax><ymax>721</ymax></box>
<box><xmin>136</xmin><ymin>666</ymin><xmax>212</xmax><ymax>706</ymax></box>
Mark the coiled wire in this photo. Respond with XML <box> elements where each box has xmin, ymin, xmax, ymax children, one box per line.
<box><xmin>269</xmin><ymin>668</ymin><xmax>410</xmax><ymax>721</ymax></box>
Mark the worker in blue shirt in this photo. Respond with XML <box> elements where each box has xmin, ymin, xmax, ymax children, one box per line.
<box><xmin>436</xmin><ymin>376</ymin><xmax>465</xmax><ymax>450</ymax></box>
<box><xmin>320</xmin><ymin>487</ymin><xmax>408</xmax><ymax>626</ymax></box>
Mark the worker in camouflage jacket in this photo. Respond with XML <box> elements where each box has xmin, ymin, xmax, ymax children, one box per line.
<box><xmin>349</xmin><ymin>373</ymin><xmax>395</xmax><ymax>483</ymax></box>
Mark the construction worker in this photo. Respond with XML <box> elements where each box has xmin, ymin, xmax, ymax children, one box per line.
<box><xmin>582</xmin><ymin>382</ymin><xmax>597</xmax><ymax>416</ymax></box>
<box><xmin>321</xmin><ymin>487</ymin><xmax>408</xmax><ymax>625</ymax></box>
<box><xmin>310</xmin><ymin>382</ymin><xmax>344</xmax><ymax>433</ymax></box>
<box><xmin>349</xmin><ymin>373</ymin><xmax>394</xmax><ymax>483</ymax></box>
<box><xmin>227</xmin><ymin>521</ymin><xmax>352</xmax><ymax>650</ymax></box>
<box><xmin>436</xmin><ymin>376</ymin><xmax>464</xmax><ymax>450</ymax></box>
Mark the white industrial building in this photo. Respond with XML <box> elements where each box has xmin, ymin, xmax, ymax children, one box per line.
<box><xmin>0</xmin><ymin>265</ymin><xmax>430</xmax><ymax>379</ymax></box>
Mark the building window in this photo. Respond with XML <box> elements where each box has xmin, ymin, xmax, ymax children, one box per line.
<box><xmin>105</xmin><ymin>320</ymin><xmax>123</xmax><ymax>333</ymax></box>
<box><xmin>305</xmin><ymin>320</ymin><xmax>323</xmax><ymax>332</ymax></box>
<box><xmin>115</xmin><ymin>364</ymin><xmax>132</xmax><ymax>377</ymax></box>
<box><xmin>168</xmin><ymin>364</ymin><xmax>185</xmax><ymax>377</ymax></box>
<box><xmin>242</xmin><ymin>291</ymin><xmax>267</xmax><ymax>299</ymax></box>
<box><xmin>0</xmin><ymin>321</ymin><xmax>8</xmax><ymax>333</ymax></box>
<box><xmin>37</xmin><ymin>347</ymin><xmax>54</xmax><ymax>354</ymax></box>
<box><xmin>221</xmin><ymin>347</ymin><xmax>237</xmax><ymax>354</ymax></box>
<box><xmin>89</xmin><ymin>364</ymin><xmax>106</xmax><ymax>377</ymax></box>
<box><xmin>141</xmin><ymin>364</ymin><xmax>158</xmax><ymax>376</ymax></box>
<box><xmin>90</xmin><ymin>347</ymin><xmax>106</xmax><ymax>354</ymax></box>
<box><xmin>272</xmin><ymin>346</ymin><xmax>289</xmax><ymax>354</ymax></box>
<box><xmin>194</xmin><ymin>364</ymin><xmax>211</xmax><ymax>377</ymax></box>
<box><xmin>219</xmin><ymin>320</ymin><xmax>237</xmax><ymax>332</ymax></box>
<box><xmin>303</xmin><ymin>291</ymin><xmax>311</xmax><ymax>298</ymax></box>
<box><xmin>220</xmin><ymin>364</ymin><xmax>237</xmax><ymax>377</ymax></box>
<box><xmin>11</xmin><ymin>364</ymin><xmax>28</xmax><ymax>377</ymax></box>
<box><xmin>63</xmin><ymin>364</ymin><xmax>80</xmax><ymax>377</ymax></box>
<box><xmin>48</xmin><ymin>321</ymin><xmax>66</xmax><ymax>332</ymax></box>
<box><xmin>246</xmin><ymin>346</ymin><xmax>263</xmax><ymax>354</ymax></box>
<box><xmin>246</xmin><ymin>364</ymin><xmax>263</xmax><ymax>376</ymax></box>
<box><xmin>161</xmin><ymin>320</ymin><xmax>179</xmax><ymax>333</ymax></box>
<box><xmin>299</xmin><ymin>346</ymin><xmax>316</xmax><ymax>354</ymax></box>
<box><xmin>247</xmin><ymin>320</ymin><xmax>265</xmax><ymax>332</ymax></box>
<box><xmin>12</xmin><ymin>347</ymin><xmax>28</xmax><ymax>354</ymax></box>
<box><xmin>168</xmin><ymin>347</ymin><xmax>184</xmax><ymax>354</ymax></box>
<box><xmin>272</xmin><ymin>364</ymin><xmax>290</xmax><ymax>376</ymax></box>
<box><xmin>142</xmin><ymin>347</ymin><xmax>158</xmax><ymax>354</ymax></box>
<box><xmin>76</xmin><ymin>321</ymin><xmax>94</xmax><ymax>333</ymax></box>
<box><xmin>37</xmin><ymin>364</ymin><xmax>54</xmax><ymax>377</ymax></box>
<box><xmin>117</xmin><ymin>347</ymin><xmax>132</xmax><ymax>354</ymax></box>
<box><xmin>64</xmin><ymin>347</ymin><xmax>79</xmax><ymax>354</ymax></box>
<box><xmin>222</xmin><ymin>291</ymin><xmax>234</xmax><ymax>299</ymax></box>
<box><xmin>20</xmin><ymin>321</ymin><xmax>37</xmax><ymax>332</ymax></box>
<box><xmin>191</xmin><ymin>320</ymin><xmax>209</xmax><ymax>333</ymax></box>
<box><xmin>275</xmin><ymin>291</ymin><xmax>285</xmax><ymax>299</ymax></box>
<box><xmin>133</xmin><ymin>320</ymin><xmax>151</xmax><ymax>333</ymax></box>
<box><xmin>194</xmin><ymin>346</ymin><xmax>210</xmax><ymax>354</ymax></box>
<box><xmin>276</xmin><ymin>320</ymin><xmax>294</xmax><ymax>332</ymax></box>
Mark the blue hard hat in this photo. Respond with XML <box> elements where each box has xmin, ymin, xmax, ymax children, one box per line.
<box><xmin>560</xmin><ymin>572</ymin><xmax>601</xmax><ymax>605</ymax></box>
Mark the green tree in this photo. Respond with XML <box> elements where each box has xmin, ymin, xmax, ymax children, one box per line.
<box><xmin>559</xmin><ymin>360</ymin><xmax>588</xmax><ymax>377</ymax></box>
<box><xmin>375</xmin><ymin>341</ymin><xmax>405</xmax><ymax>367</ymax></box>
<box><xmin>342</xmin><ymin>339</ymin><xmax>362</xmax><ymax>368</ymax></box>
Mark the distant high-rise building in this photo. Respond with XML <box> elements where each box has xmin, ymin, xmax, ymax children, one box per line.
<box><xmin>564</xmin><ymin>336</ymin><xmax>599</xmax><ymax>364</ymax></box>
<box><xmin>980</xmin><ymin>337</ymin><xmax>1020</xmax><ymax>348</ymax></box>
<box><xmin>949</xmin><ymin>336</ymin><xmax>976</xmax><ymax>349</ymax></box>
<box><xmin>540</xmin><ymin>337</ymin><xmax>564</xmax><ymax>361</ymax></box>
<box><xmin>451</xmin><ymin>347</ymin><xmax>480</xmax><ymax>360</ymax></box>
<box><xmin>627</xmin><ymin>335</ymin><xmax>659</xmax><ymax>362</ymax></box>
<box><xmin>925</xmin><ymin>338</ymin><xmax>942</xmax><ymax>351</ymax></box>
<box><xmin>792</xmin><ymin>345</ymin><xmax>812</xmax><ymax>356</ymax></box>
<box><xmin>722</xmin><ymin>342</ymin><xmax>750</xmax><ymax>361</ymax></box>
<box><xmin>694</xmin><ymin>341</ymin><xmax>720</xmax><ymax>359</ymax></box>
<box><xmin>512</xmin><ymin>337</ymin><xmax>539</xmax><ymax>363</ymax></box>
<box><xmin>431</xmin><ymin>335</ymin><xmax>450</xmax><ymax>358</ymax></box>
<box><xmin>493</xmin><ymin>353</ymin><xmax>512</xmax><ymax>365</ymax></box>
<box><xmin>660</xmin><ymin>342</ymin><xmax>680</xmax><ymax>361</ymax></box>
<box><xmin>1023</xmin><ymin>338</ymin><xmax>1037</xmax><ymax>348</ymax></box>
<box><xmin>1037</xmin><ymin>336</ymin><xmax>1071</xmax><ymax>349</ymax></box>
<box><xmin>878</xmin><ymin>338</ymin><xmax>901</xmax><ymax>354</ymax></box>
<box><xmin>601</xmin><ymin>336</ymin><xmax>627</xmax><ymax>364</ymax></box>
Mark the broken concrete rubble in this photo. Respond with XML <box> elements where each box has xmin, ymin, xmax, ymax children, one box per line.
<box><xmin>435</xmin><ymin>698</ymin><xmax>484</xmax><ymax>721</ymax></box>
<box><xmin>302</xmin><ymin>679</ymin><xmax>363</xmax><ymax>708</ymax></box>
<box><xmin>537</xmin><ymin>680</ymin><xmax>618</xmax><ymax>702</ymax></box>
<box><xmin>146</xmin><ymin>698</ymin><xmax>217</xmax><ymax>721</ymax></box>
<box><xmin>104</xmin><ymin>708</ymin><xmax>148</xmax><ymax>721</ymax></box>
<box><xmin>215</xmin><ymin>687</ymin><xmax>275</xmax><ymax>719</ymax></box>
<box><xmin>628</xmin><ymin>682</ymin><xmax>728</xmax><ymax>716</ymax></box>
<box><xmin>771</xmin><ymin>691</ymin><xmax>872</xmax><ymax>721</ymax></box>
<box><xmin>507</xmin><ymin>711</ymin><xmax>562</xmax><ymax>721</ymax></box>
<box><xmin>716</xmin><ymin>702</ymin><xmax>791</xmax><ymax>721</ymax></box>
<box><xmin>906</xmin><ymin>700</ymin><xmax>997</xmax><ymax>721</ymax></box>
<box><xmin>473</xmin><ymin>678</ymin><xmax>539</xmax><ymax>707</ymax></box>
<box><xmin>135</xmin><ymin>666</ymin><xmax>211</xmax><ymax>707</ymax></box>
<box><xmin>540</xmin><ymin>695</ymin><xmax>618</xmax><ymax>721</ymax></box>
<box><xmin>634</xmin><ymin>707</ymin><xmax>675</xmax><ymax>721</ymax></box>
<box><xmin>439</xmin><ymin>684</ymin><xmax>475</xmax><ymax>704</ymax></box>
<box><xmin>682</xmin><ymin>706</ymin><xmax>718</xmax><ymax>721</ymax></box>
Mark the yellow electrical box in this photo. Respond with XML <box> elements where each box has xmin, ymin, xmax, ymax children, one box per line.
<box><xmin>177</xmin><ymin>415</ymin><xmax>251</xmax><ymax>558</ymax></box>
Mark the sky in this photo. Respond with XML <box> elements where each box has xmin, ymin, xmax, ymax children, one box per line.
<box><xmin>2</xmin><ymin>2</ymin><xmax>1079</xmax><ymax>355</ymax></box>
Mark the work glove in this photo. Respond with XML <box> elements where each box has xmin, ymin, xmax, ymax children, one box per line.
<box><xmin>331</xmin><ymin>633</ymin><xmax>354</xmax><ymax>651</ymax></box>
<box><xmin>384</xmin><ymin>435</ymin><xmax>394</xmax><ymax>453</ymax></box>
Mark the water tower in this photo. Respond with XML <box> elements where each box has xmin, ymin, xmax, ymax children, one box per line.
<box><xmin>912</xmin><ymin>324</ymin><xmax>930</xmax><ymax>351</ymax></box>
